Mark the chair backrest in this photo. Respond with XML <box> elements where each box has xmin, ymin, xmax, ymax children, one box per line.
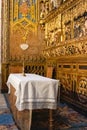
<box><xmin>47</xmin><ymin>66</ymin><xmax>60</xmax><ymax>104</ymax></box>
<box><xmin>46</xmin><ymin>66</ymin><xmax>54</xmax><ymax>78</ymax></box>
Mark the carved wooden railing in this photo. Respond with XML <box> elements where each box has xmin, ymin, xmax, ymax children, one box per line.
<box><xmin>1</xmin><ymin>56</ymin><xmax>46</xmax><ymax>93</ymax></box>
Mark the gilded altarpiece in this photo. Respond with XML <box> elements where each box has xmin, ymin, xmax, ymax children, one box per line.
<box><xmin>43</xmin><ymin>0</ymin><xmax>87</xmax><ymax>113</ymax></box>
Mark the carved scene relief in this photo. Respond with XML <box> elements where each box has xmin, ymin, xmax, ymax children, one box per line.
<box><xmin>43</xmin><ymin>0</ymin><xmax>87</xmax><ymax>59</ymax></box>
<box><xmin>39</xmin><ymin>0</ymin><xmax>62</xmax><ymax>19</ymax></box>
<box><xmin>62</xmin><ymin>0</ymin><xmax>87</xmax><ymax>41</ymax></box>
<box><xmin>44</xmin><ymin>14</ymin><xmax>61</xmax><ymax>47</ymax></box>
<box><xmin>74</xmin><ymin>12</ymin><xmax>87</xmax><ymax>38</ymax></box>
<box><xmin>77</xmin><ymin>77</ymin><xmax>87</xmax><ymax>103</ymax></box>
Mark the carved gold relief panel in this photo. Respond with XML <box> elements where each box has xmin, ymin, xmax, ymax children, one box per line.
<box><xmin>57</xmin><ymin>62</ymin><xmax>87</xmax><ymax>104</ymax></box>
<box><xmin>62</xmin><ymin>0</ymin><xmax>87</xmax><ymax>41</ymax></box>
<box><xmin>42</xmin><ymin>0</ymin><xmax>87</xmax><ymax>60</ymax></box>
<box><xmin>44</xmin><ymin>14</ymin><xmax>61</xmax><ymax>47</ymax></box>
<box><xmin>39</xmin><ymin>0</ymin><xmax>62</xmax><ymax>19</ymax></box>
<box><xmin>43</xmin><ymin>0</ymin><xmax>87</xmax><ymax>52</ymax></box>
<box><xmin>43</xmin><ymin>35</ymin><xmax>87</xmax><ymax>58</ymax></box>
<box><xmin>77</xmin><ymin>76</ymin><xmax>87</xmax><ymax>104</ymax></box>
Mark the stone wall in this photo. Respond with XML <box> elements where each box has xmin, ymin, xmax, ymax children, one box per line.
<box><xmin>0</xmin><ymin>1</ymin><xmax>1</xmax><ymax>73</ymax></box>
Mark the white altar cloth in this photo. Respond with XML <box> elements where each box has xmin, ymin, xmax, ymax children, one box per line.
<box><xmin>7</xmin><ymin>73</ymin><xmax>59</xmax><ymax>111</ymax></box>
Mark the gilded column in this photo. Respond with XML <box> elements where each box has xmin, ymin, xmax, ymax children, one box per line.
<box><xmin>1</xmin><ymin>0</ymin><xmax>10</xmax><ymax>92</ymax></box>
<box><xmin>2</xmin><ymin>0</ymin><xmax>10</xmax><ymax>63</ymax></box>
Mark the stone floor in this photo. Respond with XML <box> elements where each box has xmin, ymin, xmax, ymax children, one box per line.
<box><xmin>0</xmin><ymin>93</ymin><xmax>19</xmax><ymax>130</ymax></box>
<box><xmin>0</xmin><ymin>93</ymin><xmax>87</xmax><ymax>130</ymax></box>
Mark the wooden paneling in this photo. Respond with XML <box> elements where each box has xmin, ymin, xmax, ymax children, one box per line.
<box><xmin>57</xmin><ymin>61</ymin><xmax>87</xmax><ymax>113</ymax></box>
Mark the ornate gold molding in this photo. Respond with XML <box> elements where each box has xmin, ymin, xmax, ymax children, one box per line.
<box><xmin>43</xmin><ymin>36</ymin><xmax>87</xmax><ymax>59</ymax></box>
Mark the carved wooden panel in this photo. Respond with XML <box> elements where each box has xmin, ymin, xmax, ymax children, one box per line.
<box><xmin>77</xmin><ymin>76</ymin><xmax>87</xmax><ymax>104</ymax></box>
<box><xmin>57</xmin><ymin>62</ymin><xmax>87</xmax><ymax>113</ymax></box>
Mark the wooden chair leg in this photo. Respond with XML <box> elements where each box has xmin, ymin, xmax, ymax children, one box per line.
<box><xmin>49</xmin><ymin>109</ymin><xmax>53</xmax><ymax>130</ymax></box>
<box><xmin>58</xmin><ymin>85</ymin><xmax>60</xmax><ymax>105</ymax></box>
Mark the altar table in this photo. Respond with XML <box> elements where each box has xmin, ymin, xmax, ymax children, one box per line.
<box><xmin>6</xmin><ymin>73</ymin><xmax>60</xmax><ymax>130</ymax></box>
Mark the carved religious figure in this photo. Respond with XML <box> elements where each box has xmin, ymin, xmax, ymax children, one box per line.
<box><xmin>50</xmin><ymin>0</ymin><xmax>58</xmax><ymax>10</ymax></box>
